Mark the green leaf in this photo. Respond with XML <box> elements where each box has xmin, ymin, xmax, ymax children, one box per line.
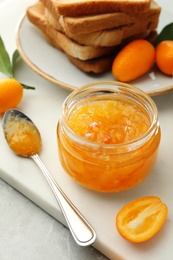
<box><xmin>12</xmin><ymin>49</ymin><xmax>20</xmax><ymax>74</ymax></box>
<box><xmin>0</xmin><ymin>36</ymin><xmax>13</xmax><ymax>77</ymax></box>
<box><xmin>0</xmin><ymin>36</ymin><xmax>35</xmax><ymax>90</ymax></box>
<box><xmin>154</xmin><ymin>23</ymin><xmax>173</xmax><ymax>46</ymax></box>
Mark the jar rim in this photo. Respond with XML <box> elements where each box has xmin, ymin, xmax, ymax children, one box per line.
<box><xmin>61</xmin><ymin>81</ymin><xmax>159</xmax><ymax>151</ymax></box>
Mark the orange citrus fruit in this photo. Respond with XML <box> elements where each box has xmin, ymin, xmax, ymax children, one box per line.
<box><xmin>116</xmin><ymin>196</ymin><xmax>168</xmax><ymax>243</ymax></box>
<box><xmin>0</xmin><ymin>78</ymin><xmax>23</xmax><ymax>114</ymax></box>
<box><xmin>155</xmin><ymin>40</ymin><xmax>173</xmax><ymax>76</ymax></box>
<box><xmin>112</xmin><ymin>39</ymin><xmax>155</xmax><ymax>82</ymax></box>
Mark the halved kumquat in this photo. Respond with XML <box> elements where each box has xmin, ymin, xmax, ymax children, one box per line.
<box><xmin>116</xmin><ymin>196</ymin><xmax>168</xmax><ymax>243</ymax></box>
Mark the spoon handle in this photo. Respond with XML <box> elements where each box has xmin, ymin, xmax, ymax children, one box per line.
<box><xmin>31</xmin><ymin>154</ymin><xmax>96</xmax><ymax>246</ymax></box>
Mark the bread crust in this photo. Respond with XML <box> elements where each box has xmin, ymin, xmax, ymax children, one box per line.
<box><xmin>45</xmin><ymin>7</ymin><xmax>159</xmax><ymax>47</ymax></box>
<box><xmin>67</xmin><ymin>54</ymin><xmax>115</xmax><ymax>73</ymax></box>
<box><xmin>26</xmin><ymin>3</ymin><xmax>116</xmax><ymax>60</ymax></box>
<box><xmin>46</xmin><ymin>0</ymin><xmax>152</xmax><ymax>17</ymax></box>
<box><xmin>40</xmin><ymin>0</ymin><xmax>160</xmax><ymax>35</ymax></box>
<box><xmin>60</xmin><ymin>1</ymin><xmax>161</xmax><ymax>35</ymax></box>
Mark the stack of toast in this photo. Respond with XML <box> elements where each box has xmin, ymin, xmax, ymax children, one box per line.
<box><xmin>26</xmin><ymin>0</ymin><xmax>161</xmax><ymax>73</ymax></box>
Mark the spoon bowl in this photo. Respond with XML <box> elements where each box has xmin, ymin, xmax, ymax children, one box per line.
<box><xmin>2</xmin><ymin>109</ymin><xmax>96</xmax><ymax>246</ymax></box>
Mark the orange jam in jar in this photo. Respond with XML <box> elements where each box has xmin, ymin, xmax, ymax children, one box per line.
<box><xmin>57</xmin><ymin>81</ymin><xmax>161</xmax><ymax>192</ymax></box>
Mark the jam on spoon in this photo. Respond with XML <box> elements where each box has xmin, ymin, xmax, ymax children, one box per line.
<box><xmin>2</xmin><ymin>109</ymin><xmax>96</xmax><ymax>246</ymax></box>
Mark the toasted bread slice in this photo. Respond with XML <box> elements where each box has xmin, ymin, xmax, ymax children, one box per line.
<box><xmin>67</xmin><ymin>30</ymin><xmax>157</xmax><ymax>73</ymax></box>
<box><xmin>67</xmin><ymin>54</ymin><xmax>115</xmax><ymax>73</ymax></box>
<box><xmin>40</xmin><ymin>0</ymin><xmax>152</xmax><ymax>17</ymax></box>
<box><xmin>45</xmin><ymin>7</ymin><xmax>63</xmax><ymax>32</ymax></box>
<box><xmin>45</xmin><ymin>5</ymin><xmax>159</xmax><ymax>47</ymax></box>
<box><xmin>26</xmin><ymin>3</ymin><xmax>115</xmax><ymax>60</ymax></box>
<box><xmin>60</xmin><ymin>0</ymin><xmax>161</xmax><ymax>35</ymax></box>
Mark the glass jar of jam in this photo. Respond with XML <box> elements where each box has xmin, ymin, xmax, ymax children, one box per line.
<box><xmin>57</xmin><ymin>81</ymin><xmax>161</xmax><ymax>192</ymax></box>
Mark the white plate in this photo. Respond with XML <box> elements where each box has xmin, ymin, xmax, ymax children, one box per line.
<box><xmin>16</xmin><ymin>9</ymin><xmax>173</xmax><ymax>96</ymax></box>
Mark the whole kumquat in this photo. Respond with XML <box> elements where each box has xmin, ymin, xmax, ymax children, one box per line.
<box><xmin>0</xmin><ymin>78</ymin><xmax>23</xmax><ymax>114</ymax></box>
<box><xmin>112</xmin><ymin>39</ymin><xmax>155</xmax><ymax>82</ymax></box>
<box><xmin>155</xmin><ymin>40</ymin><xmax>173</xmax><ymax>76</ymax></box>
<box><xmin>116</xmin><ymin>196</ymin><xmax>168</xmax><ymax>243</ymax></box>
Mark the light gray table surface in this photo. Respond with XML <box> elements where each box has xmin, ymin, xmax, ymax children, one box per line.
<box><xmin>0</xmin><ymin>178</ymin><xmax>108</xmax><ymax>260</ymax></box>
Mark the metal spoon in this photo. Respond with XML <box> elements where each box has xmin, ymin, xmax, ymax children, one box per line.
<box><xmin>2</xmin><ymin>109</ymin><xmax>96</xmax><ymax>246</ymax></box>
